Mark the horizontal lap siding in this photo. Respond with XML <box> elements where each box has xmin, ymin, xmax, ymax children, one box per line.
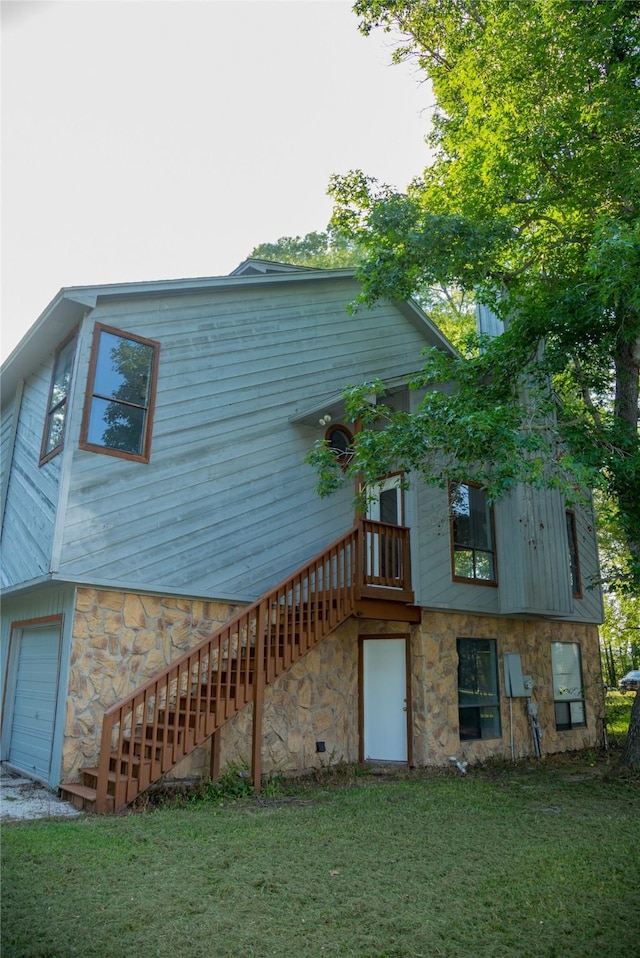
<box><xmin>413</xmin><ymin>483</ymin><xmax>601</xmax><ymax>624</ymax></box>
<box><xmin>1</xmin><ymin>363</ymin><xmax>60</xmax><ymax>588</ymax></box>
<box><xmin>57</xmin><ymin>280</ymin><xmax>426</xmax><ymax>598</ymax></box>
<box><xmin>414</xmin><ymin>485</ymin><xmax>499</xmax><ymax>615</ymax></box>
<box><xmin>1</xmin><ymin>394</ymin><xmax>17</xmax><ymax>478</ymax></box>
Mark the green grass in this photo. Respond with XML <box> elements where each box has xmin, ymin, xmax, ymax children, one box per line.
<box><xmin>605</xmin><ymin>689</ymin><xmax>634</xmax><ymax>740</ymax></box>
<box><xmin>2</xmin><ymin>759</ymin><xmax>638</xmax><ymax>958</ymax></box>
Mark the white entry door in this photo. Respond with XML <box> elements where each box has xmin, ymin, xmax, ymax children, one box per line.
<box><xmin>9</xmin><ymin>623</ymin><xmax>61</xmax><ymax>781</ymax></box>
<box><xmin>362</xmin><ymin>637</ymin><xmax>408</xmax><ymax>762</ymax></box>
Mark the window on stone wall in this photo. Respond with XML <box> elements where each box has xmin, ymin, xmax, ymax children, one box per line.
<box><xmin>457</xmin><ymin>637</ymin><xmax>501</xmax><ymax>740</ymax></box>
<box><xmin>551</xmin><ymin>641</ymin><xmax>586</xmax><ymax>730</ymax></box>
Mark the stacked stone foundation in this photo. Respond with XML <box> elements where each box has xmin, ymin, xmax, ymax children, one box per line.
<box><xmin>63</xmin><ymin>588</ymin><xmax>603</xmax><ymax>784</ymax></box>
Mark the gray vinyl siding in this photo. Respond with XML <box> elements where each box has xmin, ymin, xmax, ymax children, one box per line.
<box><xmin>0</xmin><ymin>363</ymin><xmax>61</xmax><ymax>588</ymax></box>
<box><xmin>1</xmin><ymin>386</ymin><xmax>21</xmax><ymax>527</ymax></box>
<box><xmin>411</xmin><ymin>484</ymin><xmax>500</xmax><ymax>615</ymax></box>
<box><xmin>569</xmin><ymin>499</ymin><xmax>604</xmax><ymax>622</ymax></box>
<box><xmin>410</xmin><ymin>481</ymin><xmax>602</xmax><ymax>623</ymax></box>
<box><xmin>55</xmin><ymin>279</ymin><xmax>426</xmax><ymax>599</ymax></box>
<box><xmin>0</xmin><ymin>585</ymin><xmax>76</xmax><ymax>788</ymax></box>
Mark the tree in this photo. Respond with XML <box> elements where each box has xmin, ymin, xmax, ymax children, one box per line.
<box><xmin>249</xmin><ymin>227</ymin><xmax>360</xmax><ymax>269</ymax></box>
<box><xmin>249</xmin><ymin>230</ymin><xmax>476</xmax><ymax>349</ymax></box>
<box><xmin>327</xmin><ymin>0</ymin><xmax>639</xmax><ymax>582</ymax></box>
<box><xmin>316</xmin><ymin>0</ymin><xmax>639</xmax><ymax>762</ymax></box>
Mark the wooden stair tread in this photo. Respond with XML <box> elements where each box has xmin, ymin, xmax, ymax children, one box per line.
<box><xmin>75</xmin><ymin>522</ymin><xmax>413</xmax><ymax>813</ymax></box>
<box><xmin>60</xmin><ymin>783</ymin><xmax>97</xmax><ymax>800</ymax></box>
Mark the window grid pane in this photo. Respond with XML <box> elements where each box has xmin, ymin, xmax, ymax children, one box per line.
<box><xmin>41</xmin><ymin>333</ymin><xmax>77</xmax><ymax>463</ymax></box>
<box><xmin>450</xmin><ymin>482</ymin><xmax>496</xmax><ymax>584</ymax></box>
<box><xmin>457</xmin><ymin>638</ymin><xmax>501</xmax><ymax>741</ymax></box>
<box><xmin>81</xmin><ymin>325</ymin><xmax>159</xmax><ymax>462</ymax></box>
<box><xmin>551</xmin><ymin>642</ymin><xmax>586</xmax><ymax>730</ymax></box>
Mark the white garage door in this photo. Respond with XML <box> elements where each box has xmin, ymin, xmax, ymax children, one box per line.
<box><xmin>9</xmin><ymin>623</ymin><xmax>61</xmax><ymax>781</ymax></box>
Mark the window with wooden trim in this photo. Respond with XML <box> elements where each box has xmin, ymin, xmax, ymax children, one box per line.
<box><xmin>551</xmin><ymin>642</ymin><xmax>586</xmax><ymax>731</ymax></box>
<box><xmin>325</xmin><ymin>424</ymin><xmax>354</xmax><ymax>471</ymax></box>
<box><xmin>565</xmin><ymin>510</ymin><xmax>582</xmax><ymax>598</ymax></box>
<box><xmin>80</xmin><ymin>324</ymin><xmax>160</xmax><ymax>463</ymax></box>
<box><xmin>449</xmin><ymin>481</ymin><xmax>497</xmax><ymax>584</ymax></box>
<box><xmin>40</xmin><ymin>331</ymin><xmax>78</xmax><ymax>465</ymax></box>
<box><xmin>457</xmin><ymin>638</ymin><xmax>501</xmax><ymax>741</ymax></box>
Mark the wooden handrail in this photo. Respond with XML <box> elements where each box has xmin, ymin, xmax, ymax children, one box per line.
<box><xmin>94</xmin><ymin>521</ymin><xmax>412</xmax><ymax>812</ymax></box>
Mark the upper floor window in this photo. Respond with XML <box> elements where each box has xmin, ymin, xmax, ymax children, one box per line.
<box><xmin>457</xmin><ymin>637</ymin><xmax>501</xmax><ymax>741</ymax></box>
<box><xmin>449</xmin><ymin>481</ymin><xmax>497</xmax><ymax>585</ymax></box>
<box><xmin>40</xmin><ymin>331</ymin><xmax>78</xmax><ymax>465</ymax></box>
<box><xmin>325</xmin><ymin>424</ymin><xmax>354</xmax><ymax>472</ymax></box>
<box><xmin>80</xmin><ymin>324</ymin><xmax>160</xmax><ymax>463</ymax></box>
<box><xmin>565</xmin><ymin>510</ymin><xmax>582</xmax><ymax>598</ymax></box>
<box><xmin>551</xmin><ymin>642</ymin><xmax>585</xmax><ymax>731</ymax></box>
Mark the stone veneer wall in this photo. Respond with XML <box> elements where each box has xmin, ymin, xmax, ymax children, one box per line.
<box><xmin>64</xmin><ymin>587</ymin><xmax>603</xmax><ymax>784</ymax></box>
<box><xmin>219</xmin><ymin>613</ymin><xmax>602</xmax><ymax>774</ymax></box>
<box><xmin>217</xmin><ymin>616</ymin><xmax>361</xmax><ymax>776</ymax></box>
<box><xmin>64</xmin><ymin>588</ymin><xmax>239</xmax><ymax>781</ymax></box>
<box><xmin>411</xmin><ymin>611</ymin><xmax>603</xmax><ymax>766</ymax></box>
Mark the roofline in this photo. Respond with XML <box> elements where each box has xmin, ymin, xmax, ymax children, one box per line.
<box><xmin>0</xmin><ymin>267</ymin><xmax>359</xmax><ymax>404</ymax></box>
<box><xmin>57</xmin><ymin>264</ymin><xmax>358</xmax><ymax>301</ymax></box>
<box><xmin>1</xmin><ymin>265</ymin><xmax>457</xmax><ymax>405</ymax></box>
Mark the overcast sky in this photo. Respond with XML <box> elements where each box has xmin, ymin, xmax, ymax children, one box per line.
<box><xmin>1</xmin><ymin>0</ymin><xmax>434</xmax><ymax>360</ymax></box>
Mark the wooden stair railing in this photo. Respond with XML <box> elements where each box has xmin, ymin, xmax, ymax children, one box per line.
<box><xmin>59</xmin><ymin>520</ymin><xmax>413</xmax><ymax>814</ymax></box>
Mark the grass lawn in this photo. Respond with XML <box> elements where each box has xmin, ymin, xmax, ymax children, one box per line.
<box><xmin>2</xmin><ymin>751</ymin><xmax>638</xmax><ymax>958</ymax></box>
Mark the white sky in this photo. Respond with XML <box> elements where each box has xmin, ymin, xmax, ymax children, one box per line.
<box><xmin>1</xmin><ymin>0</ymin><xmax>433</xmax><ymax>360</ymax></box>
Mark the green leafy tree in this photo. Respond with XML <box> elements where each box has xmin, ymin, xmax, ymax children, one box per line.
<box><xmin>318</xmin><ymin>0</ymin><xmax>639</xmax><ymax>762</ymax></box>
<box><xmin>249</xmin><ymin>229</ymin><xmax>476</xmax><ymax>350</ymax></box>
<box><xmin>249</xmin><ymin>227</ymin><xmax>361</xmax><ymax>270</ymax></box>
<box><xmin>324</xmin><ymin>0</ymin><xmax>639</xmax><ymax>578</ymax></box>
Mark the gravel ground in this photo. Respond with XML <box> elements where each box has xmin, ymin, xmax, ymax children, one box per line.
<box><xmin>0</xmin><ymin>765</ymin><xmax>82</xmax><ymax>821</ymax></box>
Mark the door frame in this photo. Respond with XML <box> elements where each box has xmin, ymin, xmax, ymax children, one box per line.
<box><xmin>358</xmin><ymin>633</ymin><xmax>413</xmax><ymax>766</ymax></box>
<box><xmin>1</xmin><ymin>614</ymin><xmax>64</xmax><ymax>782</ymax></box>
<box><xmin>365</xmin><ymin>472</ymin><xmax>405</xmax><ymax>525</ymax></box>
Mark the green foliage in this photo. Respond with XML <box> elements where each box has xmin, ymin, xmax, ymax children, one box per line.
<box><xmin>249</xmin><ymin>225</ymin><xmax>476</xmax><ymax>351</ymax></box>
<box><xmin>249</xmin><ymin>226</ymin><xmax>360</xmax><ymax>269</ymax></box>
<box><xmin>605</xmin><ymin>691</ymin><xmax>634</xmax><ymax>741</ymax></box>
<box><xmin>328</xmin><ymin>0</ymin><xmax>640</xmax><ymax>591</ymax></box>
<box><xmin>187</xmin><ymin>761</ymin><xmax>254</xmax><ymax>806</ymax></box>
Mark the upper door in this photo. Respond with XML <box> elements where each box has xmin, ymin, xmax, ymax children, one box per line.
<box><xmin>366</xmin><ymin>475</ymin><xmax>403</xmax><ymax>526</ymax></box>
<box><xmin>365</xmin><ymin>476</ymin><xmax>404</xmax><ymax>583</ymax></box>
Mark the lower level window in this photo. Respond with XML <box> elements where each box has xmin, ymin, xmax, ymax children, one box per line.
<box><xmin>551</xmin><ymin>642</ymin><xmax>586</xmax><ymax>730</ymax></box>
<box><xmin>457</xmin><ymin>638</ymin><xmax>501</xmax><ymax>740</ymax></box>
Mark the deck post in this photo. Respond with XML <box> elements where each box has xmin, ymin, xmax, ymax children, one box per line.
<box><xmin>209</xmin><ymin>727</ymin><xmax>221</xmax><ymax>781</ymax></box>
<box><xmin>251</xmin><ymin>602</ymin><xmax>266</xmax><ymax>794</ymax></box>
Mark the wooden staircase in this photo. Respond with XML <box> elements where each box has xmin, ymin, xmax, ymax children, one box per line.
<box><xmin>59</xmin><ymin>520</ymin><xmax>416</xmax><ymax>814</ymax></box>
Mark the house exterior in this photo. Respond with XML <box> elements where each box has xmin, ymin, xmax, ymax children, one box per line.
<box><xmin>1</xmin><ymin>260</ymin><xmax>604</xmax><ymax>811</ymax></box>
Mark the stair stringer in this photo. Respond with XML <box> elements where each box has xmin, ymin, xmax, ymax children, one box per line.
<box><xmin>61</xmin><ymin>526</ymin><xmax>362</xmax><ymax>814</ymax></box>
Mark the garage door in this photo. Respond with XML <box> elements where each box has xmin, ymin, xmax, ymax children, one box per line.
<box><xmin>9</xmin><ymin>623</ymin><xmax>61</xmax><ymax>781</ymax></box>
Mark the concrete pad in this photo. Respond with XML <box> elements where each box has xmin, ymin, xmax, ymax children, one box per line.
<box><xmin>0</xmin><ymin>764</ymin><xmax>82</xmax><ymax>821</ymax></box>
